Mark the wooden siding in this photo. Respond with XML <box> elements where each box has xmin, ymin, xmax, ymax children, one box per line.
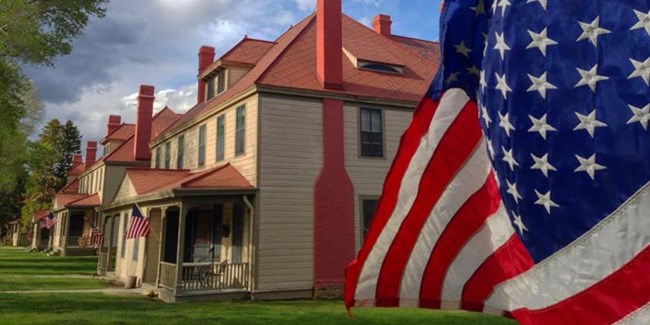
<box><xmin>257</xmin><ymin>94</ymin><xmax>323</xmax><ymax>291</ymax></box>
<box><xmin>228</xmin><ymin>67</ymin><xmax>249</xmax><ymax>88</ymax></box>
<box><xmin>343</xmin><ymin>104</ymin><xmax>412</xmax><ymax>250</ymax></box>
<box><xmin>102</xmin><ymin>165</ymin><xmax>127</xmax><ymax>205</ymax></box>
<box><xmin>112</xmin><ymin>177</ymin><xmax>137</xmax><ymax>203</ymax></box>
<box><xmin>150</xmin><ymin>95</ymin><xmax>259</xmax><ymax>187</ymax></box>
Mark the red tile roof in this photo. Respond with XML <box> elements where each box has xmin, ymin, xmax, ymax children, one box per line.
<box><xmin>68</xmin><ymin>161</ymin><xmax>86</xmax><ymax>177</ymax></box>
<box><xmin>221</xmin><ymin>37</ymin><xmax>275</xmax><ymax>66</ymax></box>
<box><xmin>102</xmin><ymin>123</ymin><xmax>135</xmax><ymax>144</ymax></box>
<box><xmin>32</xmin><ymin>210</ymin><xmax>49</xmax><ymax>223</ymax></box>
<box><xmin>60</xmin><ymin>178</ymin><xmax>80</xmax><ymax>194</ymax></box>
<box><xmin>119</xmin><ymin>164</ymin><xmax>253</xmax><ymax>200</ymax></box>
<box><xmin>55</xmin><ymin>193</ymin><xmax>88</xmax><ymax>208</ymax></box>
<box><xmin>66</xmin><ymin>193</ymin><xmax>101</xmax><ymax>207</ymax></box>
<box><xmin>157</xmin><ymin>13</ymin><xmax>439</xmax><ymax>140</ymax></box>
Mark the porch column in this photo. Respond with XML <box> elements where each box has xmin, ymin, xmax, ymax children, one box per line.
<box><xmin>156</xmin><ymin>206</ymin><xmax>167</xmax><ymax>288</ymax></box>
<box><xmin>174</xmin><ymin>204</ymin><xmax>188</xmax><ymax>295</ymax></box>
<box><xmin>105</xmin><ymin>215</ymin><xmax>114</xmax><ymax>272</ymax></box>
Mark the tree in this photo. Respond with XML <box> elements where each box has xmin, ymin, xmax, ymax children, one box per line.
<box><xmin>56</xmin><ymin>120</ymin><xmax>82</xmax><ymax>181</ymax></box>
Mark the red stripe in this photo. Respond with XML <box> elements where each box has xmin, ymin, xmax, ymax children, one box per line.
<box><xmin>512</xmin><ymin>246</ymin><xmax>650</xmax><ymax>325</ymax></box>
<box><xmin>375</xmin><ymin>100</ymin><xmax>481</xmax><ymax>307</ymax></box>
<box><xmin>418</xmin><ymin>173</ymin><xmax>501</xmax><ymax>308</ymax></box>
<box><xmin>460</xmin><ymin>235</ymin><xmax>534</xmax><ymax>312</ymax></box>
<box><xmin>345</xmin><ymin>97</ymin><xmax>439</xmax><ymax>308</ymax></box>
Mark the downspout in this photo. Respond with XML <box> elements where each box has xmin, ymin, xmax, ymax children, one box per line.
<box><xmin>243</xmin><ymin>195</ymin><xmax>255</xmax><ymax>299</ymax></box>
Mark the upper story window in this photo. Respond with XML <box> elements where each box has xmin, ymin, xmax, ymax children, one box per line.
<box><xmin>216</xmin><ymin>115</ymin><xmax>225</xmax><ymax>161</ymax></box>
<box><xmin>177</xmin><ymin>135</ymin><xmax>185</xmax><ymax>169</ymax></box>
<box><xmin>164</xmin><ymin>142</ymin><xmax>171</xmax><ymax>169</ymax></box>
<box><xmin>198</xmin><ymin>125</ymin><xmax>207</xmax><ymax>166</ymax></box>
<box><xmin>89</xmin><ymin>173</ymin><xmax>94</xmax><ymax>193</ymax></box>
<box><xmin>358</xmin><ymin>61</ymin><xmax>403</xmax><ymax>74</ymax></box>
<box><xmin>235</xmin><ymin>106</ymin><xmax>246</xmax><ymax>156</ymax></box>
<box><xmin>217</xmin><ymin>69</ymin><xmax>226</xmax><ymax>94</ymax></box>
<box><xmin>206</xmin><ymin>78</ymin><xmax>215</xmax><ymax>100</ymax></box>
<box><xmin>360</xmin><ymin>108</ymin><xmax>384</xmax><ymax>158</ymax></box>
<box><xmin>155</xmin><ymin>147</ymin><xmax>161</xmax><ymax>169</ymax></box>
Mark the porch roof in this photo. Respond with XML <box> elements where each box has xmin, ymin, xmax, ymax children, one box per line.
<box><xmin>66</xmin><ymin>193</ymin><xmax>101</xmax><ymax>208</ymax></box>
<box><xmin>32</xmin><ymin>210</ymin><xmax>49</xmax><ymax>222</ymax></box>
<box><xmin>127</xmin><ymin>163</ymin><xmax>254</xmax><ymax>197</ymax></box>
<box><xmin>54</xmin><ymin>193</ymin><xmax>88</xmax><ymax>210</ymax></box>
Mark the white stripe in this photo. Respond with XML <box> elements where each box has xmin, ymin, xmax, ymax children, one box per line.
<box><xmin>485</xmin><ymin>180</ymin><xmax>650</xmax><ymax>311</ymax></box>
<box><xmin>442</xmin><ymin>205</ymin><xmax>513</xmax><ymax>301</ymax></box>
<box><xmin>614</xmin><ymin>302</ymin><xmax>650</xmax><ymax>325</ymax></box>
<box><xmin>355</xmin><ymin>89</ymin><xmax>470</xmax><ymax>301</ymax></box>
<box><xmin>398</xmin><ymin>138</ymin><xmax>491</xmax><ymax>304</ymax></box>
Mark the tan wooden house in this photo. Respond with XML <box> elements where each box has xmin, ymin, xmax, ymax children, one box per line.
<box><xmin>49</xmin><ymin>93</ymin><xmax>181</xmax><ymax>256</ymax></box>
<box><xmin>102</xmin><ymin>0</ymin><xmax>439</xmax><ymax>302</ymax></box>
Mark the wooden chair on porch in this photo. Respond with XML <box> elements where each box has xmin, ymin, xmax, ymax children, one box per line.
<box><xmin>194</xmin><ymin>259</ymin><xmax>228</xmax><ymax>289</ymax></box>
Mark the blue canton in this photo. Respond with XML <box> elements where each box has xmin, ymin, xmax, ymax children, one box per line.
<box><xmin>430</xmin><ymin>0</ymin><xmax>650</xmax><ymax>263</ymax></box>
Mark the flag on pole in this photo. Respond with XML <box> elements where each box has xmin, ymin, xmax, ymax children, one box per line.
<box><xmin>39</xmin><ymin>219</ymin><xmax>47</xmax><ymax>229</ymax></box>
<box><xmin>345</xmin><ymin>0</ymin><xmax>650</xmax><ymax>324</ymax></box>
<box><xmin>90</xmin><ymin>227</ymin><xmax>104</xmax><ymax>247</ymax></box>
<box><xmin>45</xmin><ymin>212</ymin><xmax>58</xmax><ymax>230</ymax></box>
<box><xmin>126</xmin><ymin>204</ymin><xmax>150</xmax><ymax>239</ymax></box>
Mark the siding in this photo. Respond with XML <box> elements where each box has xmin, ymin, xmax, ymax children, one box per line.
<box><xmin>343</xmin><ymin>104</ymin><xmax>412</xmax><ymax>250</ymax></box>
<box><xmin>257</xmin><ymin>94</ymin><xmax>323</xmax><ymax>291</ymax></box>
<box><xmin>228</xmin><ymin>67</ymin><xmax>249</xmax><ymax>88</ymax></box>
<box><xmin>150</xmin><ymin>94</ymin><xmax>259</xmax><ymax>187</ymax></box>
<box><xmin>102</xmin><ymin>165</ymin><xmax>127</xmax><ymax>204</ymax></box>
<box><xmin>112</xmin><ymin>177</ymin><xmax>137</xmax><ymax>203</ymax></box>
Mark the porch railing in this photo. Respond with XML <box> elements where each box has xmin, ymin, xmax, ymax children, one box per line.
<box><xmin>179</xmin><ymin>262</ymin><xmax>249</xmax><ymax>292</ymax></box>
<box><xmin>159</xmin><ymin>262</ymin><xmax>177</xmax><ymax>289</ymax></box>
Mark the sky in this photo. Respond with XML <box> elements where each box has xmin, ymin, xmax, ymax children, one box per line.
<box><xmin>24</xmin><ymin>0</ymin><xmax>442</xmax><ymax>150</ymax></box>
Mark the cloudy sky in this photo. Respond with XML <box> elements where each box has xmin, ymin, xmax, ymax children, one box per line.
<box><xmin>24</xmin><ymin>0</ymin><xmax>442</xmax><ymax>148</ymax></box>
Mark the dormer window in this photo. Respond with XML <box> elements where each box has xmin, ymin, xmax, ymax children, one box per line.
<box><xmin>358</xmin><ymin>61</ymin><xmax>403</xmax><ymax>74</ymax></box>
<box><xmin>217</xmin><ymin>69</ymin><xmax>226</xmax><ymax>94</ymax></box>
<box><xmin>205</xmin><ymin>69</ymin><xmax>227</xmax><ymax>101</ymax></box>
<box><xmin>206</xmin><ymin>78</ymin><xmax>215</xmax><ymax>100</ymax></box>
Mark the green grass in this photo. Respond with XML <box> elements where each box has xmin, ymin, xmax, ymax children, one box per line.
<box><xmin>0</xmin><ymin>294</ymin><xmax>514</xmax><ymax>325</ymax></box>
<box><xmin>0</xmin><ymin>246</ymin><xmax>515</xmax><ymax>325</ymax></box>
<box><xmin>0</xmin><ymin>246</ymin><xmax>98</xmax><ymax>275</ymax></box>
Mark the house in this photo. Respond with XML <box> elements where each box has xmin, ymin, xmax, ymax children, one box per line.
<box><xmin>49</xmin><ymin>93</ymin><xmax>181</xmax><ymax>257</ymax></box>
<box><xmin>101</xmin><ymin>0</ymin><xmax>439</xmax><ymax>302</ymax></box>
<box><xmin>28</xmin><ymin>210</ymin><xmax>49</xmax><ymax>251</ymax></box>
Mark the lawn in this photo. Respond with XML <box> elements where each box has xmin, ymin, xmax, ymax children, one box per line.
<box><xmin>0</xmin><ymin>246</ymin><xmax>516</xmax><ymax>325</ymax></box>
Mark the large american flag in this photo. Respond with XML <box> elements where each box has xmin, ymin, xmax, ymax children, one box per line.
<box><xmin>126</xmin><ymin>204</ymin><xmax>150</xmax><ymax>239</ymax></box>
<box><xmin>345</xmin><ymin>0</ymin><xmax>650</xmax><ymax>324</ymax></box>
<box><xmin>45</xmin><ymin>212</ymin><xmax>58</xmax><ymax>230</ymax></box>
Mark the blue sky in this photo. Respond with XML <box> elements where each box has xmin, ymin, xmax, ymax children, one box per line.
<box><xmin>25</xmin><ymin>0</ymin><xmax>442</xmax><ymax>147</ymax></box>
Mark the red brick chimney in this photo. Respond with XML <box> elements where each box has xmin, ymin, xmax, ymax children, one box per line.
<box><xmin>107</xmin><ymin>115</ymin><xmax>121</xmax><ymax>136</ymax></box>
<box><xmin>134</xmin><ymin>85</ymin><xmax>155</xmax><ymax>161</ymax></box>
<box><xmin>197</xmin><ymin>46</ymin><xmax>215</xmax><ymax>103</ymax></box>
<box><xmin>316</xmin><ymin>0</ymin><xmax>343</xmax><ymax>90</ymax></box>
<box><xmin>85</xmin><ymin>141</ymin><xmax>97</xmax><ymax>169</ymax></box>
<box><xmin>72</xmin><ymin>154</ymin><xmax>83</xmax><ymax>167</ymax></box>
<box><xmin>372</xmin><ymin>14</ymin><xmax>392</xmax><ymax>37</ymax></box>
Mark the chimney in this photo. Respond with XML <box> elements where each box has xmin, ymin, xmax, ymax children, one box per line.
<box><xmin>85</xmin><ymin>141</ymin><xmax>97</xmax><ymax>169</ymax></box>
<box><xmin>134</xmin><ymin>85</ymin><xmax>155</xmax><ymax>161</ymax></box>
<box><xmin>72</xmin><ymin>154</ymin><xmax>83</xmax><ymax>166</ymax></box>
<box><xmin>316</xmin><ymin>0</ymin><xmax>343</xmax><ymax>90</ymax></box>
<box><xmin>107</xmin><ymin>115</ymin><xmax>121</xmax><ymax>136</ymax></box>
<box><xmin>372</xmin><ymin>14</ymin><xmax>392</xmax><ymax>37</ymax></box>
<box><xmin>197</xmin><ymin>46</ymin><xmax>216</xmax><ymax>103</ymax></box>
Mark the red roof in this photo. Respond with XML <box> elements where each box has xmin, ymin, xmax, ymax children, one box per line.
<box><xmin>32</xmin><ymin>210</ymin><xmax>49</xmax><ymax>223</ymax></box>
<box><xmin>68</xmin><ymin>161</ymin><xmax>86</xmax><ymax>177</ymax></box>
<box><xmin>60</xmin><ymin>178</ymin><xmax>80</xmax><ymax>194</ymax></box>
<box><xmin>221</xmin><ymin>37</ymin><xmax>275</xmax><ymax>66</ymax></box>
<box><xmin>158</xmin><ymin>13</ymin><xmax>439</xmax><ymax>140</ymax></box>
<box><xmin>66</xmin><ymin>193</ymin><xmax>101</xmax><ymax>207</ymax></box>
<box><xmin>102</xmin><ymin>123</ymin><xmax>135</xmax><ymax>144</ymax></box>
<box><xmin>119</xmin><ymin>164</ymin><xmax>253</xmax><ymax>200</ymax></box>
<box><xmin>55</xmin><ymin>193</ymin><xmax>88</xmax><ymax>208</ymax></box>
<box><xmin>94</xmin><ymin>107</ymin><xmax>182</xmax><ymax>165</ymax></box>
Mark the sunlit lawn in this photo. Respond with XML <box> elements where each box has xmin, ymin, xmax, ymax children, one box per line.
<box><xmin>0</xmin><ymin>246</ymin><xmax>515</xmax><ymax>325</ymax></box>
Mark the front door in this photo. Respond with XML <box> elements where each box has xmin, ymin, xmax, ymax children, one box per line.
<box><xmin>143</xmin><ymin>209</ymin><xmax>162</xmax><ymax>284</ymax></box>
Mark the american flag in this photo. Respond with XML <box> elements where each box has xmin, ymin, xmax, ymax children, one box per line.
<box><xmin>126</xmin><ymin>204</ymin><xmax>150</xmax><ymax>239</ymax></box>
<box><xmin>39</xmin><ymin>218</ymin><xmax>47</xmax><ymax>229</ymax></box>
<box><xmin>90</xmin><ymin>227</ymin><xmax>104</xmax><ymax>247</ymax></box>
<box><xmin>345</xmin><ymin>1</ymin><xmax>650</xmax><ymax>324</ymax></box>
<box><xmin>45</xmin><ymin>212</ymin><xmax>58</xmax><ymax>230</ymax></box>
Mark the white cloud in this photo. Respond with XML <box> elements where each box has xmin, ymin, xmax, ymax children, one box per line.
<box><xmin>294</xmin><ymin>0</ymin><xmax>316</xmax><ymax>11</ymax></box>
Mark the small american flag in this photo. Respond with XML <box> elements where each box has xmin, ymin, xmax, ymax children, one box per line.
<box><xmin>39</xmin><ymin>219</ymin><xmax>47</xmax><ymax>229</ymax></box>
<box><xmin>126</xmin><ymin>204</ymin><xmax>150</xmax><ymax>239</ymax></box>
<box><xmin>346</xmin><ymin>0</ymin><xmax>650</xmax><ymax>324</ymax></box>
<box><xmin>45</xmin><ymin>212</ymin><xmax>58</xmax><ymax>230</ymax></box>
<box><xmin>90</xmin><ymin>227</ymin><xmax>104</xmax><ymax>247</ymax></box>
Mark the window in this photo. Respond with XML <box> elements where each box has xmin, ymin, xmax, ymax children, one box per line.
<box><xmin>155</xmin><ymin>147</ymin><xmax>161</xmax><ymax>169</ymax></box>
<box><xmin>217</xmin><ymin>70</ymin><xmax>226</xmax><ymax>94</ymax></box>
<box><xmin>216</xmin><ymin>115</ymin><xmax>225</xmax><ymax>161</ymax></box>
<box><xmin>177</xmin><ymin>135</ymin><xmax>185</xmax><ymax>169</ymax></box>
<box><xmin>164</xmin><ymin>142</ymin><xmax>171</xmax><ymax>169</ymax></box>
<box><xmin>198</xmin><ymin>125</ymin><xmax>207</xmax><ymax>166</ymax></box>
<box><xmin>361</xmin><ymin>198</ymin><xmax>379</xmax><ymax>240</ymax></box>
<box><xmin>90</xmin><ymin>173</ymin><xmax>94</xmax><ymax>193</ymax></box>
<box><xmin>360</xmin><ymin>108</ymin><xmax>384</xmax><ymax>157</ymax></box>
<box><xmin>206</xmin><ymin>78</ymin><xmax>215</xmax><ymax>100</ymax></box>
<box><xmin>359</xmin><ymin>62</ymin><xmax>402</xmax><ymax>74</ymax></box>
<box><xmin>235</xmin><ymin>106</ymin><xmax>246</xmax><ymax>156</ymax></box>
